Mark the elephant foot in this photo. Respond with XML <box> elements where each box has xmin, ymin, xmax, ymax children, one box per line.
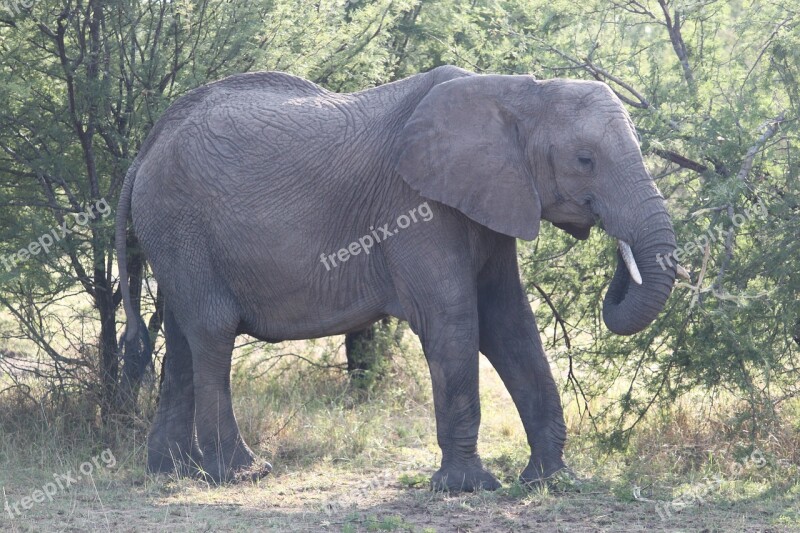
<box><xmin>147</xmin><ymin>438</ymin><xmax>203</xmax><ymax>477</ymax></box>
<box><xmin>431</xmin><ymin>462</ymin><xmax>501</xmax><ymax>492</ymax></box>
<box><xmin>520</xmin><ymin>461</ymin><xmax>581</xmax><ymax>492</ymax></box>
<box><xmin>199</xmin><ymin>440</ymin><xmax>260</xmax><ymax>484</ymax></box>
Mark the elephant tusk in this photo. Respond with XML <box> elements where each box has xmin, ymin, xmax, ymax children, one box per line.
<box><xmin>676</xmin><ymin>264</ymin><xmax>691</xmax><ymax>281</ymax></box>
<box><xmin>618</xmin><ymin>240</ymin><xmax>642</xmax><ymax>285</ymax></box>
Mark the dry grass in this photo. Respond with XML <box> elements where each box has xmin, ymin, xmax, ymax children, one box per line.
<box><xmin>1</xmin><ymin>336</ymin><xmax>798</xmax><ymax>532</ymax></box>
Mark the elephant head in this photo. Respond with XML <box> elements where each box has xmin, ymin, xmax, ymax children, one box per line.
<box><xmin>396</xmin><ymin>74</ymin><xmax>677</xmax><ymax>335</ymax></box>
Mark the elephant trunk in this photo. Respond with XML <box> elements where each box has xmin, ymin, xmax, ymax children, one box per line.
<box><xmin>602</xmin><ymin>211</ymin><xmax>677</xmax><ymax>335</ymax></box>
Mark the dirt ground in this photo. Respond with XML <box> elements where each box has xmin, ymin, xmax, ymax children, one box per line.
<box><xmin>2</xmin><ymin>463</ymin><xmax>795</xmax><ymax>532</ymax></box>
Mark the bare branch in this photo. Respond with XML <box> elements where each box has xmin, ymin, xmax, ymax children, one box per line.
<box><xmin>0</xmin><ymin>296</ymin><xmax>88</xmax><ymax>368</ymax></box>
<box><xmin>582</xmin><ymin>59</ymin><xmax>652</xmax><ymax>109</ymax></box>
<box><xmin>530</xmin><ymin>282</ymin><xmax>571</xmax><ymax>350</ymax></box>
<box><xmin>741</xmin><ymin>16</ymin><xmax>796</xmax><ymax>95</ymax></box>
<box><xmin>526</xmin><ymin>36</ymin><xmax>652</xmax><ymax>109</ymax></box>
<box><xmin>651</xmin><ymin>148</ymin><xmax>709</xmax><ymax>173</ymax></box>
<box><xmin>609</xmin><ymin>1</ymin><xmax>657</xmax><ymax>19</ymax></box>
<box><xmin>735</xmin><ymin>113</ymin><xmax>786</xmax><ymax>184</ymax></box>
<box><xmin>657</xmin><ymin>0</ymin><xmax>696</xmax><ymax>94</ymax></box>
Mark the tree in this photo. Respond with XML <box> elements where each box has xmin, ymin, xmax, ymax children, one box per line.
<box><xmin>0</xmin><ymin>0</ymin><xmax>421</xmax><ymax>417</ymax></box>
<box><xmin>0</xmin><ymin>0</ymin><xmax>290</xmax><ymax>417</ymax></box>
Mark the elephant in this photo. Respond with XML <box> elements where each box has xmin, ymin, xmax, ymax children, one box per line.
<box><xmin>115</xmin><ymin>65</ymin><xmax>678</xmax><ymax>491</ymax></box>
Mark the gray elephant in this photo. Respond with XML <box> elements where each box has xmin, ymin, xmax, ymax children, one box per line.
<box><xmin>116</xmin><ymin>65</ymin><xmax>677</xmax><ymax>490</ymax></box>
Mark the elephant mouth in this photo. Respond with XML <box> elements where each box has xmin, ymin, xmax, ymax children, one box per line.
<box><xmin>552</xmin><ymin>221</ymin><xmax>592</xmax><ymax>240</ymax></box>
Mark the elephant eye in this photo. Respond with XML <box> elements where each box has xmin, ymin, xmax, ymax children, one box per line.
<box><xmin>578</xmin><ymin>156</ymin><xmax>594</xmax><ymax>169</ymax></box>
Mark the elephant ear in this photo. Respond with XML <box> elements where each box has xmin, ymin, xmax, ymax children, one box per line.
<box><xmin>395</xmin><ymin>75</ymin><xmax>541</xmax><ymax>240</ymax></box>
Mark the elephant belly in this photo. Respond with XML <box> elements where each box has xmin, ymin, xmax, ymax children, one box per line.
<box><xmin>234</xmin><ymin>282</ymin><xmax>398</xmax><ymax>341</ymax></box>
<box><xmin>219</xmin><ymin>236</ymin><xmax>401</xmax><ymax>341</ymax></box>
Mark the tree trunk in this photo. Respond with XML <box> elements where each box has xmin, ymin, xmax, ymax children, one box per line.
<box><xmin>345</xmin><ymin>318</ymin><xmax>396</xmax><ymax>387</ymax></box>
<box><xmin>96</xmin><ymin>271</ymin><xmax>119</xmax><ymax>422</ymax></box>
<box><xmin>345</xmin><ymin>325</ymin><xmax>377</xmax><ymax>375</ymax></box>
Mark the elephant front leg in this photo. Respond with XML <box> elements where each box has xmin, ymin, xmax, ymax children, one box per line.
<box><xmin>478</xmin><ymin>258</ymin><xmax>568</xmax><ymax>486</ymax></box>
<box><xmin>386</xmin><ymin>229</ymin><xmax>500</xmax><ymax>492</ymax></box>
<box><xmin>484</xmin><ymin>332</ymin><xmax>569</xmax><ymax>485</ymax></box>
<box><xmin>423</xmin><ymin>322</ymin><xmax>501</xmax><ymax>492</ymax></box>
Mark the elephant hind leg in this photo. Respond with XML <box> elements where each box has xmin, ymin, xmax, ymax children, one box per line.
<box><xmin>181</xmin><ymin>301</ymin><xmax>266</xmax><ymax>483</ymax></box>
<box><xmin>147</xmin><ymin>307</ymin><xmax>202</xmax><ymax>475</ymax></box>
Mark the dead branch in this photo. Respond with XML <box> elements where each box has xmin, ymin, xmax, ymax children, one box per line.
<box><xmin>651</xmin><ymin>148</ymin><xmax>709</xmax><ymax>173</ymax></box>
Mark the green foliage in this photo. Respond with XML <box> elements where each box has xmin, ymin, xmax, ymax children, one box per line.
<box><xmin>398</xmin><ymin>472</ymin><xmax>428</xmax><ymax>488</ymax></box>
<box><xmin>346</xmin><ymin>319</ymin><xmax>408</xmax><ymax>391</ymax></box>
<box><xmin>505</xmin><ymin>0</ymin><xmax>799</xmax><ymax>446</ymax></box>
<box><xmin>0</xmin><ymin>0</ymin><xmax>797</xmax><ymax>443</ymax></box>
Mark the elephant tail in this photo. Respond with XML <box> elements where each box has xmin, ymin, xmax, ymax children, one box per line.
<box><xmin>116</xmin><ymin>161</ymin><xmax>141</xmax><ymax>342</ymax></box>
<box><xmin>115</xmin><ymin>162</ymin><xmax>152</xmax><ymax>402</ymax></box>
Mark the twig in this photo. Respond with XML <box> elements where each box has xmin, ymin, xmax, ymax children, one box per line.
<box><xmin>689</xmin><ymin>242</ymin><xmax>711</xmax><ymax>308</ymax></box>
<box><xmin>263</xmin><ymin>398</ymin><xmax>313</xmax><ymax>443</ymax></box>
<box><xmin>651</xmin><ymin>148</ymin><xmax>708</xmax><ymax>174</ymax></box>
<box><xmin>714</xmin><ymin>113</ymin><xmax>785</xmax><ymax>291</ymax></box>
<box><xmin>530</xmin><ymin>282</ymin><xmax>571</xmax><ymax>349</ymax></box>
<box><xmin>581</xmin><ymin>59</ymin><xmax>652</xmax><ymax>109</ymax></box>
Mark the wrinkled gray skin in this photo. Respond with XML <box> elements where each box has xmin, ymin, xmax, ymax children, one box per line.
<box><xmin>116</xmin><ymin>66</ymin><xmax>677</xmax><ymax>490</ymax></box>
